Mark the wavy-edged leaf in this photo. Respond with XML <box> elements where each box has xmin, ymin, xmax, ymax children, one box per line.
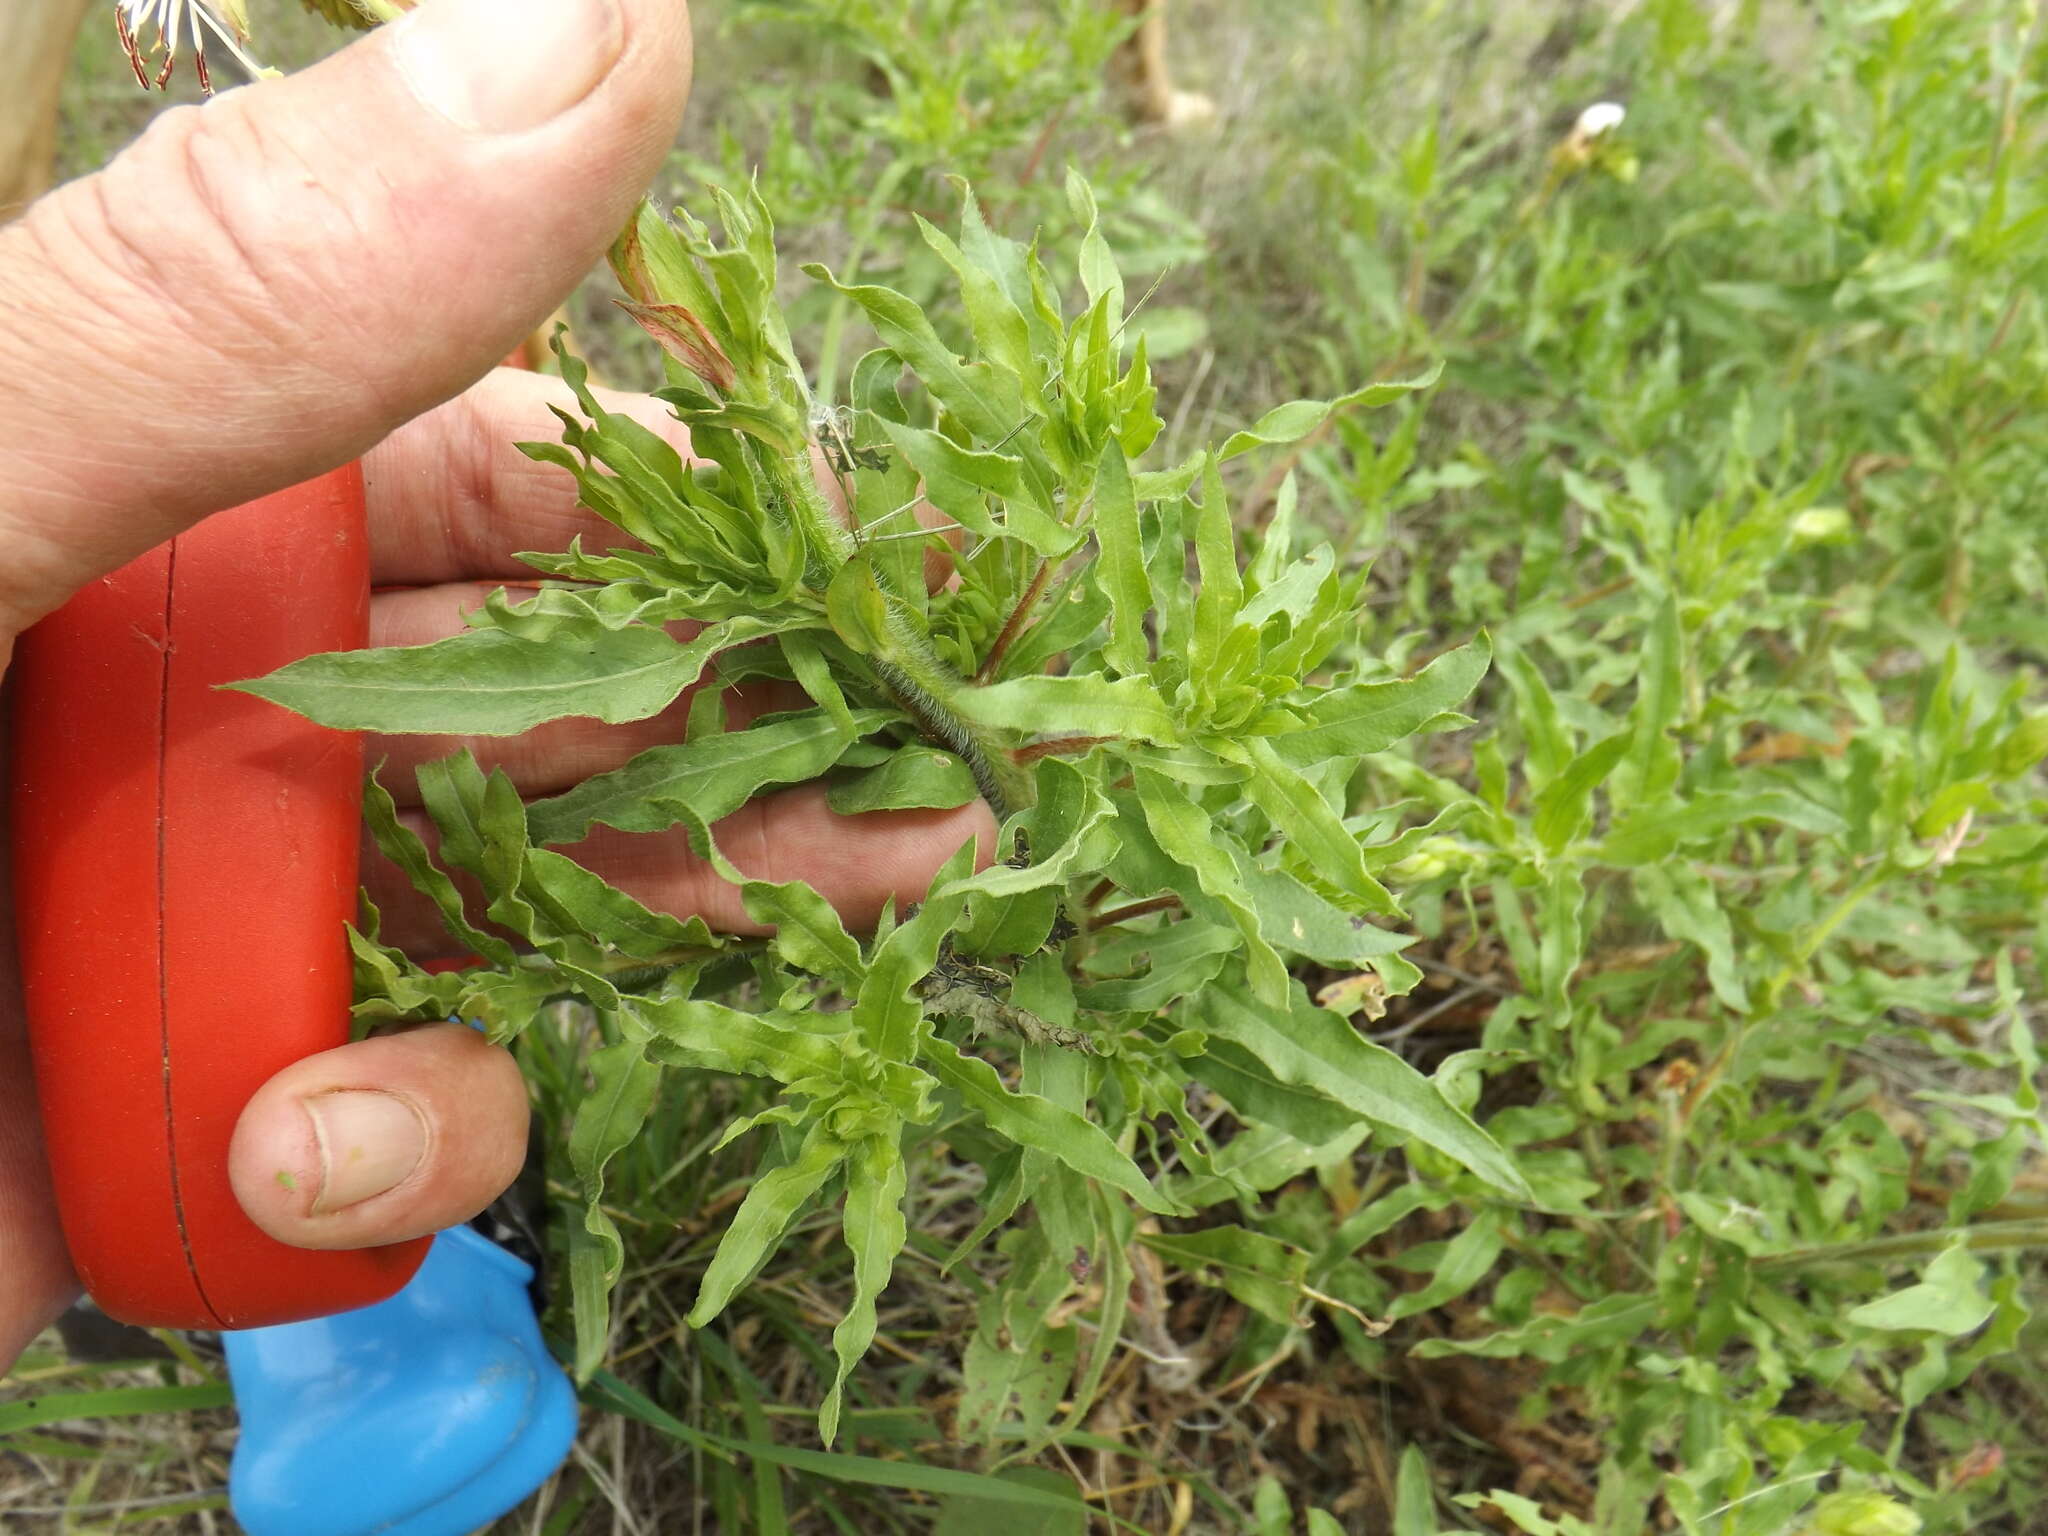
<box><xmin>920</xmin><ymin>1034</ymin><xmax>1179</xmax><ymax>1214</ymax></box>
<box><xmin>826</xmin><ymin>743</ymin><xmax>978</xmax><ymax>815</ymax></box>
<box><xmin>567</xmin><ymin>1039</ymin><xmax>663</xmax><ymax>1377</ymax></box>
<box><xmin>528</xmin><ymin>708</ymin><xmax>888</xmax><ymax>844</ymax></box>
<box><xmin>1240</xmin><ymin>737</ymin><xmax>1398</xmax><ymax>915</ymax></box>
<box><xmin>629</xmin><ymin>995</ymin><xmax>921</xmax><ymax>1110</ymax></box>
<box><xmin>1216</xmin><ymin>365</ymin><xmax>1443</xmax><ymax>460</ymax></box>
<box><xmin>524</xmin><ymin>848</ymin><xmax>724</xmax><ymax>962</ymax></box>
<box><xmin>803</xmin><ymin>263</ymin><xmax>1013</xmax><ymax>441</ymax></box>
<box><xmin>953</xmin><ymin>674</ymin><xmax>1179</xmax><ymax>745</ymax></box>
<box><xmin>1133</xmin><ymin>767</ymin><xmax>1290</xmax><ymax>1004</ymax></box>
<box><xmin>743</xmin><ymin>878</ymin><xmax>867</xmax><ymax>989</ymax></box>
<box><xmin>689</xmin><ymin>1122</ymin><xmax>847</xmax><ymax>1326</ymax></box>
<box><xmin>821</xmin><ymin>1132</ymin><xmax>910</xmax><ymax>1445</ymax></box>
<box><xmin>916</xmin><ymin>206</ymin><xmax>1041</xmax><ymax>394</ymax></box>
<box><xmin>1139</xmin><ymin>1226</ymin><xmax>1312</xmax><ymax>1327</ymax></box>
<box><xmin>1273</xmin><ymin>636</ymin><xmax>1491</xmax><ymax>766</ymax></box>
<box><xmin>1410</xmin><ymin>1293</ymin><xmax>1660</xmax><ymax>1363</ymax></box>
<box><xmin>1094</xmin><ymin>439</ymin><xmax>1151</xmax><ymax>675</ymax></box>
<box><xmin>235</xmin><ymin>612</ymin><xmax>814</xmax><ymax>736</ymax></box>
<box><xmin>1597</xmin><ymin>789</ymin><xmax>1845</xmax><ymax>866</ymax></box>
<box><xmin>361</xmin><ymin>770</ymin><xmax>517</xmax><ymax>967</ymax></box>
<box><xmin>1197</xmin><ymin>983</ymin><xmax>1529</xmax><ymax>1198</ymax></box>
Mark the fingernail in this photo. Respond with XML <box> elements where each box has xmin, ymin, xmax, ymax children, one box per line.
<box><xmin>303</xmin><ymin>1091</ymin><xmax>428</xmax><ymax>1214</ymax></box>
<box><xmin>393</xmin><ymin>0</ymin><xmax>625</xmax><ymax>135</ymax></box>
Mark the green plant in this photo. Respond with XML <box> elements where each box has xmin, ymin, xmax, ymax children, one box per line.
<box><xmin>665</xmin><ymin>0</ymin><xmax>1204</xmax><ymax>400</ymax></box>
<box><xmin>240</xmin><ymin>178</ymin><xmax>1504</xmax><ymax>1454</ymax></box>
<box><xmin>26</xmin><ymin>3</ymin><xmax>2048</xmax><ymax>1531</ymax></box>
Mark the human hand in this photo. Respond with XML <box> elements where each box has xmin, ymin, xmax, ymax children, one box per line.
<box><xmin>0</xmin><ymin>0</ymin><xmax>989</xmax><ymax>1371</ymax></box>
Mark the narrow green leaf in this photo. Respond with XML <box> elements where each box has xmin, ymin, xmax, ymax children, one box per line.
<box><xmin>1393</xmin><ymin>1447</ymin><xmax>1438</xmax><ymax>1536</ymax></box>
<box><xmin>1067</xmin><ymin>170</ymin><xmax>1124</xmax><ymax>318</ymax></box>
<box><xmin>1385</xmin><ymin>1211</ymin><xmax>1507</xmax><ymax>1320</ymax></box>
<box><xmin>591</xmin><ymin>1369</ymin><xmax>1099</xmax><ymax>1519</ymax></box>
<box><xmin>781</xmin><ymin>629</ymin><xmax>855</xmax><ymax>735</ymax></box>
<box><xmin>528</xmin><ymin>709</ymin><xmax>887</xmax><ymax>844</ymax></box>
<box><xmin>821</xmin><ymin>1133</ymin><xmax>910</xmax><ymax>1446</ymax></box>
<box><xmin>361</xmin><ymin>769</ymin><xmax>517</xmax><ymax>967</ymax></box>
<box><xmin>569</xmin><ymin>1225</ymin><xmax>618</xmax><ymax>1384</ymax></box>
<box><xmin>236</xmin><ymin>612</ymin><xmax>811</xmax><ymax>736</ymax></box>
<box><xmin>1410</xmin><ymin>1294</ymin><xmax>1659</xmax><ymax>1363</ymax></box>
<box><xmin>567</xmin><ymin>1038</ymin><xmax>663</xmax><ymax>1376</ymax></box>
<box><xmin>1634</xmin><ymin>864</ymin><xmax>1748</xmax><ymax>1012</ymax></box>
<box><xmin>689</xmin><ymin>1123</ymin><xmax>847</xmax><ymax>1326</ymax></box>
<box><xmin>1198</xmin><ymin>984</ymin><xmax>1530</xmax><ymax>1198</ymax></box>
<box><xmin>1187</xmin><ymin>1039</ymin><xmax>1366</xmax><ymax>1150</ymax></box>
<box><xmin>632</xmin><ymin>996</ymin><xmax>865</xmax><ymax>1091</ymax></box>
<box><xmin>1216</xmin><ymin>365</ymin><xmax>1443</xmax><ymax>460</ymax></box>
<box><xmin>826</xmin><ymin>744</ymin><xmax>978</xmax><ymax>815</ymax></box>
<box><xmin>1134</xmin><ymin>767</ymin><xmax>1290</xmax><ymax>1004</ymax></box>
<box><xmin>743</xmin><ymin>878</ymin><xmax>867</xmax><ymax>989</ymax></box>
<box><xmin>1241</xmin><ymin>737</ymin><xmax>1399</xmax><ymax>915</ymax></box>
<box><xmin>523</xmin><ymin>849</ymin><xmax>723</xmax><ymax>961</ymax></box>
<box><xmin>1190</xmin><ymin>458</ymin><xmax>1244</xmax><ymax>691</ymax></box>
<box><xmin>1138</xmin><ymin>1226</ymin><xmax>1311</xmax><ymax>1327</ymax></box>
<box><xmin>857</xmin><ymin>887</ymin><xmax>972</xmax><ymax>1063</ymax></box>
<box><xmin>1494</xmin><ymin>642</ymin><xmax>1568</xmax><ymax>785</ymax></box>
<box><xmin>1094</xmin><ymin>439</ymin><xmax>1151</xmax><ymax>676</ymax></box>
<box><xmin>952</xmin><ymin>674</ymin><xmax>1180</xmax><ymax>745</ymax></box>
<box><xmin>919</xmin><ymin>1033</ymin><xmax>1179</xmax><ymax>1214</ymax></box>
<box><xmin>803</xmin><ymin>263</ymin><xmax>1012</xmax><ymax>442</ymax></box>
<box><xmin>1239</xmin><ymin>864</ymin><xmax>1415</xmax><ymax>965</ymax></box>
<box><xmin>1597</xmin><ymin>789</ymin><xmax>1845</xmax><ymax>866</ymax></box>
<box><xmin>916</xmin><ymin>210</ymin><xmax>1040</xmax><ymax>394</ymax></box>
<box><xmin>1630</xmin><ymin>593</ymin><xmax>1684</xmax><ymax>799</ymax></box>
<box><xmin>1531</xmin><ymin>732</ymin><xmax>1631</xmax><ymax>854</ymax></box>
<box><xmin>0</xmin><ymin>1383</ymin><xmax>234</xmax><ymax>1434</ymax></box>
<box><xmin>1274</xmin><ymin>637</ymin><xmax>1491</xmax><ymax>766</ymax></box>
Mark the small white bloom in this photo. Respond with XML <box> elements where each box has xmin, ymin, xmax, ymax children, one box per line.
<box><xmin>1574</xmin><ymin>102</ymin><xmax>1628</xmax><ymax>140</ymax></box>
<box><xmin>116</xmin><ymin>0</ymin><xmax>269</xmax><ymax>96</ymax></box>
<box><xmin>1790</xmin><ymin>507</ymin><xmax>1853</xmax><ymax>545</ymax></box>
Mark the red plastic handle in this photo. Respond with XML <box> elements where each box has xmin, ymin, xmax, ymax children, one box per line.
<box><xmin>9</xmin><ymin>465</ymin><xmax>429</xmax><ymax>1329</ymax></box>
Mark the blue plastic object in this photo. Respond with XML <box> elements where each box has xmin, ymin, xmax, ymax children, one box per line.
<box><xmin>222</xmin><ymin>1225</ymin><xmax>577</xmax><ymax>1536</ymax></box>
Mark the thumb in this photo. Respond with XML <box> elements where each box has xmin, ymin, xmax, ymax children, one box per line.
<box><xmin>228</xmin><ymin>1023</ymin><xmax>531</xmax><ymax>1250</ymax></box>
<box><xmin>0</xmin><ymin>0</ymin><xmax>691</xmax><ymax>638</ymax></box>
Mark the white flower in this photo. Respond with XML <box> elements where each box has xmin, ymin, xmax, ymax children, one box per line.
<box><xmin>1574</xmin><ymin>102</ymin><xmax>1628</xmax><ymax>140</ymax></box>
<box><xmin>1790</xmin><ymin>507</ymin><xmax>1853</xmax><ymax>545</ymax></box>
<box><xmin>116</xmin><ymin>0</ymin><xmax>269</xmax><ymax>96</ymax></box>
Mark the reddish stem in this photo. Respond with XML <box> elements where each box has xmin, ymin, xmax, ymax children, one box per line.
<box><xmin>974</xmin><ymin>560</ymin><xmax>1053</xmax><ymax>684</ymax></box>
<box><xmin>1088</xmin><ymin>894</ymin><xmax>1182</xmax><ymax>930</ymax></box>
<box><xmin>1018</xmin><ymin>101</ymin><xmax>1071</xmax><ymax>190</ymax></box>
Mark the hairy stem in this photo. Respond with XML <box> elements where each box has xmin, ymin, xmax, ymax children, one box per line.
<box><xmin>778</xmin><ymin>447</ymin><xmax>1033</xmax><ymax>816</ymax></box>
